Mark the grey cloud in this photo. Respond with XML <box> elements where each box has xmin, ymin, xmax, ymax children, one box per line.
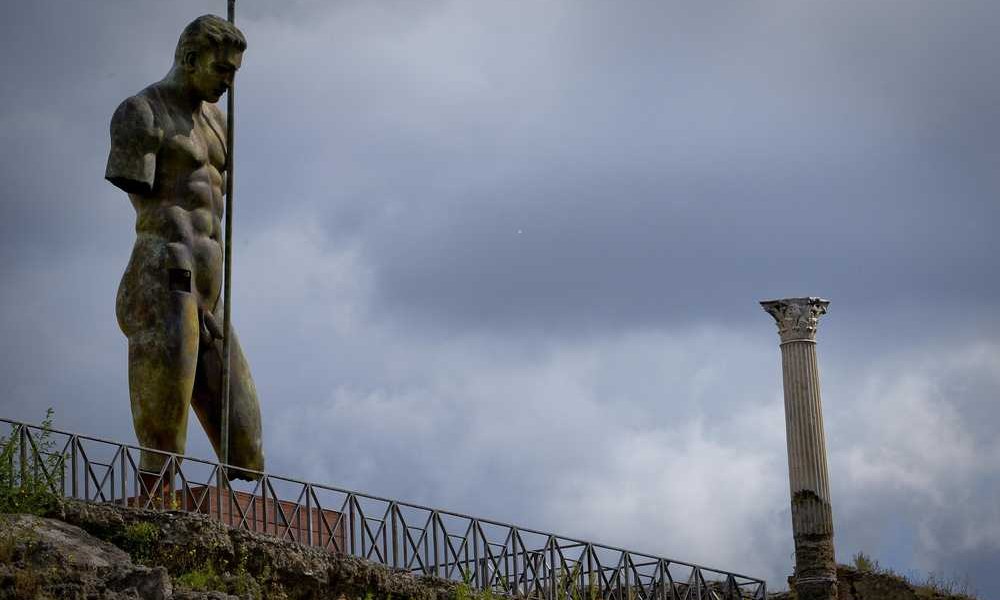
<box><xmin>221</xmin><ymin>0</ymin><xmax>1000</xmax><ymax>333</ymax></box>
<box><xmin>826</xmin><ymin>342</ymin><xmax>1000</xmax><ymax>597</ymax></box>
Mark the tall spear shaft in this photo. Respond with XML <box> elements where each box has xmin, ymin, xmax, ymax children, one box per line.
<box><xmin>220</xmin><ymin>0</ymin><xmax>236</xmax><ymax>470</ymax></box>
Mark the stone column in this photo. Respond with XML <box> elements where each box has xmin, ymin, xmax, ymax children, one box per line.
<box><xmin>760</xmin><ymin>297</ymin><xmax>837</xmax><ymax>600</ymax></box>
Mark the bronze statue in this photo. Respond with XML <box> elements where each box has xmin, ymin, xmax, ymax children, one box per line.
<box><xmin>105</xmin><ymin>15</ymin><xmax>263</xmax><ymax>480</ymax></box>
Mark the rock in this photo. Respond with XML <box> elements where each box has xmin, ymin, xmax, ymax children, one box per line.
<box><xmin>0</xmin><ymin>513</ymin><xmax>172</xmax><ymax>599</ymax></box>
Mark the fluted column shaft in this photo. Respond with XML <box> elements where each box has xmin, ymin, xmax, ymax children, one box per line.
<box><xmin>762</xmin><ymin>297</ymin><xmax>837</xmax><ymax>600</ymax></box>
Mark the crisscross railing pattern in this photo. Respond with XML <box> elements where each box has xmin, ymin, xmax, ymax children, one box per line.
<box><xmin>0</xmin><ymin>417</ymin><xmax>766</xmax><ymax>600</ymax></box>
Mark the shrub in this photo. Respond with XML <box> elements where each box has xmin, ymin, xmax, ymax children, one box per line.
<box><xmin>118</xmin><ymin>521</ymin><xmax>161</xmax><ymax>563</ymax></box>
<box><xmin>851</xmin><ymin>551</ymin><xmax>978</xmax><ymax>599</ymax></box>
<box><xmin>852</xmin><ymin>551</ymin><xmax>880</xmax><ymax>573</ymax></box>
<box><xmin>0</xmin><ymin>409</ymin><xmax>65</xmax><ymax>515</ymax></box>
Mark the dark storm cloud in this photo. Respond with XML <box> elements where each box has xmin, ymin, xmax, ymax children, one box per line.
<box><xmin>319</xmin><ymin>0</ymin><xmax>1000</xmax><ymax>333</ymax></box>
<box><xmin>1</xmin><ymin>1</ymin><xmax>998</xmax><ymax>596</ymax></box>
<box><xmin>152</xmin><ymin>0</ymin><xmax>999</xmax><ymax>335</ymax></box>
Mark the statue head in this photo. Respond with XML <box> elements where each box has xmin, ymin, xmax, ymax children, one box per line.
<box><xmin>173</xmin><ymin>15</ymin><xmax>247</xmax><ymax>103</ymax></box>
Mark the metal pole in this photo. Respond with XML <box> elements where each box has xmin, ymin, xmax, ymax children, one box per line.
<box><xmin>221</xmin><ymin>0</ymin><xmax>236</xmax><ymax>469</ymax></box>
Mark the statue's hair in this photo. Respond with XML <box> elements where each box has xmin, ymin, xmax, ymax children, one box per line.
<box><xmin>174</xmin><ymin>14</ymin><xmax>246</xmax><ymax>63</ymax></box>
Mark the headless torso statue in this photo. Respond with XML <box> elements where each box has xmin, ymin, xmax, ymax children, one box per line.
<box><xmin>106</xmin><ymin>15</ymin><xmax>263</xmax><ymax>481</ymax></box>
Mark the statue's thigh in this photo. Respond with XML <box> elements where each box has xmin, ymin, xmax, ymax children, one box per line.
<box><xmin>127</xmin><ymin>283</ymin><xmax>200</xmax><ymax>453</ymax></box>
<box><xmin>191</xmin><ymin>327</ymin><xmax>264</xmax><ymax>476</ymax></box>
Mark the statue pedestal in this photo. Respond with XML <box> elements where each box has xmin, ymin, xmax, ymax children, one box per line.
<box><xmin>128</xmin><ymin>484</ymin><xmax>346</xmax><ymax>552</ymax></box>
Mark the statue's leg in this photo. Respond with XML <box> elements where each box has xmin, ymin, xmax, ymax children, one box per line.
<box><xmin>191</xmin><ymin>321</ymin><xmax>264</xmax><ymax>480</ymax></box>
<box><xmin>125</xmin><ymin>272</ymin><xmax>200</xmax><ymax>477</ymax></box>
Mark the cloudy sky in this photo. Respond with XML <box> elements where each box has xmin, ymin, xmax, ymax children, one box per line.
<box><xmin>2</xmin><ymin>0</ymin><xmax>998</xmax><ymax>595</ymax></box>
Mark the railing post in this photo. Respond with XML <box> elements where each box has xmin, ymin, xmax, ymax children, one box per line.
<box><xmin>623</xmin><ymin>554</ymin><xmax>630</xmax><ymax>599</ymax></box>
<box><xmin>472</xmin><ymin>520</ymin><xmax>480</xmax><ymax>588</ymax></box>
<box><xmin>58</xmin><ymin>449</ymin><xmax>65</xmax><ymax>498</ymax></box>
<box><xmin>4</xmin><ymin>427</ymin><xmax>13</xmax><ymax>488</ymax></box>
<box><xmin>480</xmin><ymin>525</ymin><xmax>488</xmax><ymax>591</ymax></box>
<box><xmin>391</xmin><ymin>503</ymin><xmax>399</xmax><ymax>568</ymax></box>
<box><xmin>511</xmin><ymin>529</ymin><xmax>520</xmax><ymax>597</ymax></box>
<box><xmin>227</xmin><ymin>469</ymin><xmax>234</xmax><ymax>527</ymax></box>
<box><xmin>432</xmin><ymin>512</ymin><xmax>441</xmax><ymax>577</ymax></box>
<box><xmin>403</xmin><ymin>519</ymin><xmax>409</xmax><ymax>567</ymax></box>
<box><xmin>70</xmin><ymin>436</ymin><xmax>78</xmax><ymax>499</ymax></box>
<box><xmin>382</xmin><ymin>513</ymin><xmax>388</xmax><ymax>565</ymax></box>
<box><xmin>305</xmin><ymin>484</ymin><xmax>313</xmax><ymax>546</ymax></box>
<box><xmin>548</xmin><ymin>537</ymin><xmax>556</xmax><ymax>600</ymax></box>
<box><xmin>168</xmin><ymin>457</ymin><xmax>177</xmax><ymax>510</ymax></box>
<box><xmin>424</xmin><ymin>520</ymin><xmax>430</xmax><ymax>574</ymax></box>
<box><xmin>119</xmin><ymin>445</ymin><xmax>127</xmax><ymax>506</ymax></box>
<box><xmin>216</xmin><ymin>466</ymin><xmax>224</xmax><ymax>522</ymax></box>
<box><xmin>18</xmin><ymin>425</ymin><xmax>28</xmax><ymax>489</ymax></box>
<box><xmin>261</xmin><ymin>476</ymin><xmax>269</xmax><ymax>535</ymax></box>
<box><xmin>657</xmin><ymin>559</ymin><xmax>665</xmax><ymax>600</ymax></box>
<box><xmin>83</xmin><ymin>445</ymin><xmax>90</xmax><ymax>501</ymax></box>
<box><xmin>348</xmin><ymin>494</ymin><xmax>357</xmax><ymax>556</ymax></box>
<box><xmin>249</xmin><ymin>481</ymin><xmax>257</xmax><ymax>532</ymax></box>
<box><xmin>108</xmin><ymin>448</ymin><xmax>115</xmax><ymax>504</ymax></box>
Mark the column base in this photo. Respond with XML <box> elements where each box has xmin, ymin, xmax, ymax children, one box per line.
<box><xmin>794</xmin><ymin>534</ymin><xmax>838</xmax><ymax>600</ymax></box>
<box><xmin>794</xmin><ymin>577</ymin><xmax>838</xmax><ymax>600</ymax></box>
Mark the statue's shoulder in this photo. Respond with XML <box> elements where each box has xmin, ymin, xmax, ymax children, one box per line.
<box><xmin>114</xmin><ymin>86</ymin><xmax>171</xmax><ymax>126</ymax></box>
<box><xmin>106</xmin><ymin>87</ymin><xmax>166</xmax><ymax>195</ymax></box>
<box><xmin>110</xmin><ymin>90</ymin><xmax>165</xmax><ymax>140</ymax></box>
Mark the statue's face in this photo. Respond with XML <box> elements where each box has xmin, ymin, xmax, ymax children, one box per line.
<box><xmin>185</xmin><ymin>46</ymin><xmax>243</xmax><ymax>104</ymax></box>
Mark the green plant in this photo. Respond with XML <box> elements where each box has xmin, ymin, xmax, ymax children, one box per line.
<box><xmin>852</xmin><ymin>551</ymin><xmax>880</xmax><ymax>573</ymax></box>
<box><xmin>119</xmin><ymin>521</ymin><xmax>161</xmax><ymax>563</ymax></box>
<box><xmin>176</xmin><ymin>563</ymin><xmax>226</xmax><ymax>591</ymax></box>
<box><xmin>553</xmin><ymin>565</ymin><xmax>600</xmax><ymax>600</ymax></box>
<box><xmin>913</xmin><ymin>572</ymin><xmax>977</xmax><ymax>599</ymax></box>
<box><xmin>0</xmin><ymin>409</ymin><xmax>66</xmax><ymax>515</ymax></box>
<box><xmin>455</xmin><ymin>569</ymin><xmax>503</xmax><ymax>600</ymax></box>
<box><xmin>455</xmin><ymin>582</ymin><xmax>502</xmax><ymax>600</ymax></box>
<box><xmin>172</xmin><ymin>545</ymin><xmax>262</xmax><ymax>599</ymax></box>
<box><xmin>453</xmin><ymin>563</ymin><xmax>604</xmax><ymax>600</ymax></box>
<box><xmin>229</xmin><ymin>564</ymin><xmax>263</xmax><ymax>599</ymax></box>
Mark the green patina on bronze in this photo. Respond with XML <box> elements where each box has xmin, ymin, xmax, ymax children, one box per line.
<box><xmin>105</xmin><ymin>15</ymin><xmax>262</xmax><ymax>479</ymax></box>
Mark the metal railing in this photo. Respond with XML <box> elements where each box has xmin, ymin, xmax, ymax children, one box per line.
<box><xmin>0</xmin><ymin>417</ymin><xmax>766</xmax><ymax>599</ymax></box>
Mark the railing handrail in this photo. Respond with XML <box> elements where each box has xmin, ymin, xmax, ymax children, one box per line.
<box><xmin>0</xmin><ymin>416</ymin><xmax>767</xmax><ymax>598</ymax></box>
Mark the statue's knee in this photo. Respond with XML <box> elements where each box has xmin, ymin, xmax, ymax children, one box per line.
<box><xmin>139</xmin><ymin>447</ymin><xmax>172</xmax><ymax>474</ymax></box>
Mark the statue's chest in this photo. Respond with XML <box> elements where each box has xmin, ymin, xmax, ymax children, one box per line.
<box><xmin>160</xmin><ymin>113</ymin><xmax>226</xmax><ymax>172</ymax></box>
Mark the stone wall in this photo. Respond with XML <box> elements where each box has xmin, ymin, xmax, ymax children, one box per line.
<box><xmin>2</xmin><ymin>501</ymin><xmax>979</xmax><ymax>600</ymax></box>
<box><xmin>0</xmin><ymin>501</ymin><xmax>461</xmax><ymax>600</ymax></box>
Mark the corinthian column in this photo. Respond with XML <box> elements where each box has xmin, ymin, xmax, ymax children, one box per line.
<box><xmin>760</xmin><ymin>297</ymin><xmax>837</xmax><ymax>600</ymax></box>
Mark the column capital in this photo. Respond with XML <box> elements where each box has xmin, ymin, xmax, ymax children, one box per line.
<box><xmin>760</xmin><ymin>297</ymin><xmax>830</xmax><ymax>343</ymax></box>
